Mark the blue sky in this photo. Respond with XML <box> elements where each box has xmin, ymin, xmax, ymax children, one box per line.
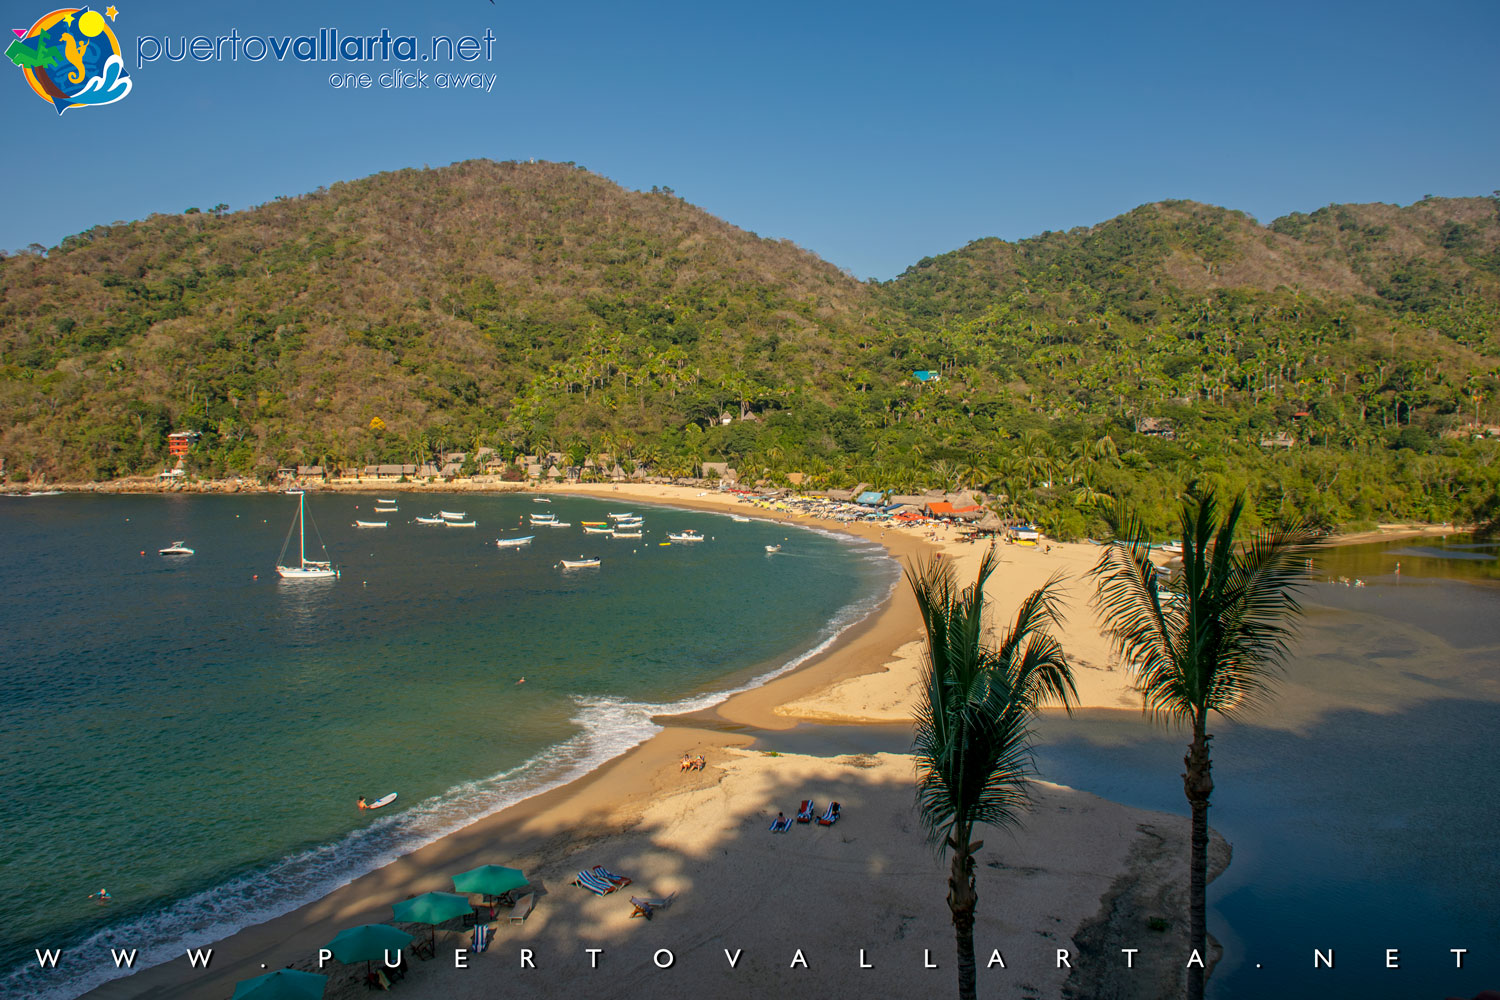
<box><xmin>3</xmin><ymin>0</ymin><xmax>1496</xmax><ymax>279</ymax></box>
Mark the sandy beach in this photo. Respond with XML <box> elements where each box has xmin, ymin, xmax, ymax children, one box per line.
<box><xmin>66</xmin><ymin>482</ymin><xmax>1249</xmax><ymax>1000</ymax></box>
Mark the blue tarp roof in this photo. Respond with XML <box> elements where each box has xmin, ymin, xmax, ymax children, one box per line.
<box><xmin>856</xmin><ymin>491</ymin><xmax>885</xmax><ymax>505</ymax></box>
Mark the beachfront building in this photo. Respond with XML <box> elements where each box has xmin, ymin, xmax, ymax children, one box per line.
<box><xmin>167</xmin><ymin>431</ymin><xmax>200</xmax><ymax>456</ymax></box>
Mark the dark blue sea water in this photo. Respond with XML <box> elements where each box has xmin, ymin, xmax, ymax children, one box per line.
<box><xmin>0</xmin><ymin>492</ymin><xmax>896</xmax><ymax>1000</ymax></box>
<box><xmin>1033</xmin><ymin>536</ymin><xmax>1500</xmax><ymax>998</ymax></box>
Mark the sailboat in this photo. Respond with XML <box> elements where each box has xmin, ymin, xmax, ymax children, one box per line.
<box><xmin>276</xmin><ymin>493</ymin><xmax>338</xmax><ymax>580</ymax></box>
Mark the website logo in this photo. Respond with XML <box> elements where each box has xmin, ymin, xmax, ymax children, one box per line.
<box><xmin>8</xmin><ymin>6</ymin><xmax>131</xmax><ymax>114</ymax></box>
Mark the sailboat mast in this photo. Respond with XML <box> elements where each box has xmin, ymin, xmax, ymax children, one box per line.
<box><xmin>299</xmin><ymin>493</ymin><xmax>307</xmax><ymax>567</ymax></box>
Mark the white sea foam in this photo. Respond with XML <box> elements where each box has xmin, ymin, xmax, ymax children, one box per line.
<box><xmin>3</xmin><ymin>520</ymin><xmax>898</xmax><ymax>1000</ymax></box>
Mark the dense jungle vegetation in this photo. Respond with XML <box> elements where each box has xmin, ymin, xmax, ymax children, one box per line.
<box><xmin>3</xmin><ymin>160</ymin><xmax>1497</xmax><ymax>536</ymax></box>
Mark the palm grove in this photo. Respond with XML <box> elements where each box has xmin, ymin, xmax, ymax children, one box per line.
<box><xmin>3</xmin><ymin>161</ymin><xmax>1500</xmax><ymax>537</ymax></box>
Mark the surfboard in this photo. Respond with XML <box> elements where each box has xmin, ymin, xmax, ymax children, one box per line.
<box><xmin>369</xmin><ymin>793</ymin><xmax>397</xmax><ymax>810</ymax></box>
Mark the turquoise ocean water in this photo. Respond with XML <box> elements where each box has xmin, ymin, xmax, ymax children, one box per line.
<box><xmin>0</xmin><ymin>492</ymin><xmax>896</xmax><ymax>999</ymax></box>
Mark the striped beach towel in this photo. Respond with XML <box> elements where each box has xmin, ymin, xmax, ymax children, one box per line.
<box><xmin>593</xmin><ymin>866</ymin><xmax>632</xmax><ymax>887</ymax></box>
<box><xmin>573</xmin><ymin>869</ymin><xmax>617</xmax><ymax>895</ymax></box>
<box><xmin>472</xmin><ymin>922</ymin><xmax>489</xmax><ymax>953</ymax></box>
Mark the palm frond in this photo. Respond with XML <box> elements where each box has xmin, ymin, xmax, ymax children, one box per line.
<box><xmin>909</xmin><ymin>551</ymin><xmax>1075</xmax><ymax>856</ymax></box>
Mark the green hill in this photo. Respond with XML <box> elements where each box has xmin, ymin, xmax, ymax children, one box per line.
<box><xmin>2</xmin><ymin>161</ymin><xmax>1497</xmax><ymax>533</ymax></box>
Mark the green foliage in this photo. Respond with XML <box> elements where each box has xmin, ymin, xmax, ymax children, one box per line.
<box><xmin>0</xmin><ymin>163</ymin><xmax>1496</xmax><ymax>532</ymax></box>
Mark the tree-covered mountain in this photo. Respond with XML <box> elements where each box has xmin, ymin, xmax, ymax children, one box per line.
<box><xmin>2</xmin><ymin>160</ymin><xmax>1497</xmax><ymax>534</ymax></box>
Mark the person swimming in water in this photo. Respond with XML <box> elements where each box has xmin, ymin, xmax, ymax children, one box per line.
<box><xmin>357</xmin><ymin>796</ymin><xmax>369</xmax><ymax>810</ymax></box>
<box><xmin>89</xmin><ymin>889</ymin><xmax>111</xmax><ymax>905</ymax></box>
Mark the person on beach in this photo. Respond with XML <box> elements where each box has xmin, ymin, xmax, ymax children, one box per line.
<box><xmin>357</xmin><ymin>796</ymin><xmax>368</xmax><ymax>810</ymax></box>
<box><xmin>680</xmin><ymin>753</ymin><xmax>692</xmax><ymax>772</ymax></box>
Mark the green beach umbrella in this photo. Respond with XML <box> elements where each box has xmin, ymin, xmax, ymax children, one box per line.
<box><xmin>392</xmin><ymin>890</ymin><xmax>474</xmax><ymax>950</ymax></box>
<box><xmin>230</xmin><ymin>969</ymin><xmax>327</xmax><ymax>1000</ymax></box>
<box><xmin>325</xmin><ymin>923</ymin><xmax>412</xmax><ymax>965</ymax></box>
<box><xmin>451</xmin><ymin>864</ymin><xmax>528</xmax><ymax>898</ymax></box>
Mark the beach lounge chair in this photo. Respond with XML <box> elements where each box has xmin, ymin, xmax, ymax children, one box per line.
<box><xmin>409</xmin><ymin>938</ymin><xmax>435</xmax><ymax>961</ymax></box>
<box><xmin>508</xmin><ymin>893</ymin><xmax>535</xmax><ymax>923</ymax></box>
<box><xmin>795</xmin><ymin>800</ymin><xmax>816</xmax><ymax>823</ymax></box>
<box><xmin>817</xmin><ymin>802</ymin><xmax>842</xmax><ymax>826</ymax></box>
<box><xmin>629</xmin><ymin>892</ymin><xmax>677</xmax><ymax>920</ymax></box>
<box><xmin>769</xmin><ymin>814</ymin><xmax>792</xmax><ymax>832</ymax></box>
<box><xmin>593</xmin><ymin>866</ymin><xmax>632</xmax><ymax>888</ymax></box>
<box><xmin>365</xmin><ymin>969</ymin><xmax>391</xmax><ymax>991</ymax></box>
<box><xmin>572</xmin><ymin>869</ymin><xmax>617</xmax><ymax>895</ymax></box>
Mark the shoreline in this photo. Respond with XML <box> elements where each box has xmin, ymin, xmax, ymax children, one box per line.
<box><xmin>56</xmin><ymin>482</ymin><xmax>1217</xmax><ymax>1000</ymax></box>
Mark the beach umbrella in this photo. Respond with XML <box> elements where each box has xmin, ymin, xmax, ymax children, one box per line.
<box><xmin>392</xmin><ymin>891</ymin><xmax>474</xmax><ymax>950</ymax></box>
<box><xmin>231</xmin><ymin>969</ymin><xmax>327</xmax><ymax>1000</ymax></box>
<box><xmin>451</xmin><ymin>864</ymin><xmax>528</xmax><ymax>899</ymax></box>
<box><xmin>324</xmin><ymin>923</ymin><xmax>412</xmax><ymax>969</ymax></box>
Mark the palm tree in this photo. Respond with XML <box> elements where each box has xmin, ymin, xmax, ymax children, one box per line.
<box><xmin>909</xmin><ymin>549</ymin><xmax>1076</xmax><ymax>1000</ymax></box>
<box><xmin>1090</xmin><ymin>489</ymin><xmax>1317</xmax><ymax>1000</ymax></box>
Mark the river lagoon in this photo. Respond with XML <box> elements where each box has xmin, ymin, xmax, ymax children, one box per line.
<box><xmin>1036</xmin><ymin>535</ymin><xmax>1500</xmax><ymax>998</ymax></box>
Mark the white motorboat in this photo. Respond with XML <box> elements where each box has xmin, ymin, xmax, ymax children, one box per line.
<box><xmin>445</xmin><ymin>520</ymin><xmax>477</xmax><ymax>528</ymax></box>
<box><xmin>607</xmin><ymin>512</ymin><xmax>635</xmax><ymax>520</ymax></box>
<box><xmin>378</xmin><ymin>498</ymin><xmax>397</xmax><ymax>504</ymax></box>
<box><xmin>284</xmin><ymin>489</ymin><xmax>304</xmax><ymax>496</ymax></box>
<box><xmin>440</xmin><ymin>511</ymin><xmax>466</xmax><ymax>520</ymax></box>
<box><xmin>159</xmin><ymin>541</ymin><xmax>194</xmax><ymax>556</ymax></box>
<box><xmin>276</xmin><ymin>493</ymin><xmax>338</xmax><ymax>580</ymax></box>
<box><xmin>495</xmin><ymin>535</ymin><xmax>534</xmax><ymax>548</ymax></box>
<box><xmin>730</xmin><ymin>515</ymin><xmax>750</xmax><ymax>522</ymax></box>
<box><xmin>354</xmin><ymin>520</ymin><xmax>387</xmax><ymax>528</ymax></box>
<box><xmin>611</xmin><ymin>530</ymin><xmax>642</xmax><ymax>539</ymax></box>
<box><xmin>559</xmin><ymin>557</ymin><xmax>600</xmax><ymax>569</ymax></box>
<box><xmin>533</xmin><ymin>497</ymin><xmax>552</xmax><ymax>503</ymax></box>
<box><xmin>414</xmin><ymin>515</ymin><xmax>444</xmax><ymax>525</ymax></box>
<box><xmin>667</xmin><ymin>530</ymin><xmax>704</xmax><ymax>542</ymax></box>
<box><xmin>374</xmin><ymin>506</ymin><xmax>399</xmax><ymax>513</ymax></box>
<box><xmin>546</xmin><ymin>521</ymin><xmax>573</xmax><ymax>528</ymax></box>
<box><xmin>529</xmin><ymin>514</ymin><xmax>557</xmax><ymax>524</ymax></box>
<box><xmin>765</xmin><ymin>544</ymin><xmax>781</xmax><ymax>553</ymax></box>
<box><xmin>583</xmin><ymin>525</ymin><xmax>614</xmax><ymax>534</ymax></box>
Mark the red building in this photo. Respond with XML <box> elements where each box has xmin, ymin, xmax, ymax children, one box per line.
<box><xmin>167</xmin><ymin>431</ymin><xmax>200</xmax><ymax>457</ymax></box>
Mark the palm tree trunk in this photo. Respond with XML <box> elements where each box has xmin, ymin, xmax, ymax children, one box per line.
<box><xmin>1183</xmin><ymin>723</ymin><xmax>1214</xmax><ymax>1000</ymax></box>
<box><xmin>947</xmin><ymin>837</ymin><xmax>978</xmax><ymax>1000</ymax></box>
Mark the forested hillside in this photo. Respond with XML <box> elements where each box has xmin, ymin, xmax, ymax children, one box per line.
<box><xmin>2</xmin><ymin>161</ymin><xmax>1497</xmax><ymax>534</ymax></box>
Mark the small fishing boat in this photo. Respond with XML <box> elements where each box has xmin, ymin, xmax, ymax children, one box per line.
<box><xmin>414</xmin><ymin>515</ymin><xmax>444</xmax><ymax>525</ymax></box>
<box><xmin>495</xmin><ymin>535</ymin><xmax>534</xmax><ymax>548</ymax></box>
<box><xmin>445</xmin><ymin>520</ymin><xmax>477</xmax><ymax>528</ymax></box>
<box><xmin>354</xmin><ymin>520</ymin><xmax>388</xmax><ymax>528</ymax></box>
<box><xmin>533</xmin><ymin>498</ymin><xmax>552</xmax><ymax>504</ymax></box>
<box><xmin>765</xmin><ymin>544</ymin><xmax>781</xmax><ymax>553</ymax></box>
<box><xmin>612</xmin><ymin>530</ymin><xmax>643</xmax><ymax>539</ymax></box>
<box><xmin>547</xmin><ymin>521</ymin><xmax>573</xmax><ymax>528</ymax></box>
<box><xmin>667</xmin><ymin>530</ymin><xmax>704</xmax><ymax>543</ymax></box>
<box><xmin>559</xmin><ymin>556</ymin><xmax>600</xmax><ymax>569</ymax></box>
<box><xmin>583</xmin><ymin>525</ymin><xmax>614</xmax><ymax>534</ymax></box>
<box><xmin>580</xmin><ymin>521</ymin><xmax>607</xmax><ymax>526</ymax></box>
<box><xmin>440</xmin><ymin>511</ymin><xmax>466</xmax><ymax>520</ymax></box>
<box><xmin>607</xmin><ymin>512</ymin><xmax>635</xmax><ymax>520</ymax></box>
<box><xmin>284</xmin><ymin>489</ymin><xmax>304</xmax><ymax>496</ymax></box>
<box><xmin>374</xmin><ymin>506</ymin><xmax>399</xmax><ymax>513</ymax></box>
<box><xmin>378</xmin><ymin>498</ymin><xmax>397</xmax><ymax>504</ymax></box>
<box><xmin>159</xmin><ymin>541</ymin><xmax>194</xmax><ymax>556</ymax></box>
<box><xmin>1159</xmin><ymin>541</ymin><xmax>1184</xmax><ymax>555</ymax></box>
<box><xmin>730</xmin><ymin>515</ymin><xmax>750</xmax><ymax>522</ymax></box>
<box><xmin>613</xmin><ymin>518</ymin><xmax>644</xmax><ymax>527</ymax></box>
<box><xmin>529</xmin><ymin>514</ymin><xmax>557</xmax><ymax>524</ymax></box>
